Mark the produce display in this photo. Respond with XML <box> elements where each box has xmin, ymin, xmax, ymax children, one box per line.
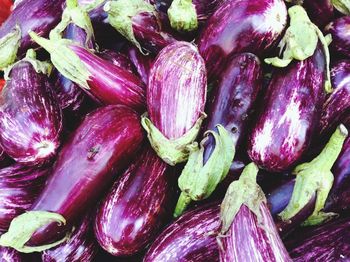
<box><xmin>1</xmin><ymin>0</ymin><xmax>350</xmax><ymax>261</ymax></box>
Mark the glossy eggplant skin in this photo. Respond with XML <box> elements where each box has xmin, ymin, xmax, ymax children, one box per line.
<box><xmin>98</xmin><ymin>49</ymin><xmax>135</xmax><ymax>73</ymax></box>
<box><xmin>94</xmin><ymin>147</ymin><xmax>174</xmax><ymax>256</ymax></box>
<box><xmin>248</xmin><ymin>45</ymin><xmax>327</xmax><ymax>172</ymax></box>
<box><xmin>325</xmin><ymin>17</ymin><xmax>350</xmax><ymax>58</ymax></box>
<box><xmin>320</xmin><ymin>60</ymin><xmax>350</xmax><ymax>135</ymax></box>
<box><xmin>198</xmin><ymin>0</ymin><xmax>287</xmax><ymax>81</ymax></box>
<box><xmin>203</xmin><ymin>53</ymin><xmax>262</xmax><ymax>162</ymax></box>
<box><xmin>26</xmin><ymin>105</ymin><xmax>144</xmax><ymax>246</ymax></box>
<box><xmin>148</xmin><ymin>41</ymin><xmax>206</xmax><ymax>139</ymax></box>
<box><xmin>42</xmin><ymin>214</ymin><xmax>98</xmax><ymax>262</ymax></box>
<box><xmin>144</xmin><ymin>202</ymin><xmax>221</xmax><ymax>262</ymax></box>
<box><xmin>303</xmin><ymin>0</ymin><xmax>334</xmax><ymax>28</ymax></box>
<box><xmin>0</xmin><ymin>61</ymin><xmax>62</xmax><ymax>165</ymax></box>
<box><xmin>127</xmin><ymin>46</ymin><xmax>153</xmax><ymax>85</ymax></box>
<box><xmin>0</xmin><ymin>247</ymin><xmax>23</xmax><ymax>262</ymax></box>
<box><xmin>0</xmin><ymin>0</ymin><xmax>65</xmax><ymax>57</ymax></box>
<box><xmin>0</xmin><ymin>164</ymin><xmax>49</xmax><ymax>233</ymax></box>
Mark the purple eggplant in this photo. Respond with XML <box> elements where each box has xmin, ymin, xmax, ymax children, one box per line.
<box><xmin>174</xmin><ymin>53</ymin><xmax>262</xmax><ymax>217</ymax></box>
<box><xmin>127</xmin><ymin>46</ymin><xmax>153</xmax><ymax>85</ymax></box>
<box><xmin>303</xmin><ymin>0</ymin><xmax>334</xmax><ymax>28</ymax></box>
<box><xmin>320</xmin><ymin>60</ymin><xmax>350</xmax><ymax>136</ymax></box>
<box><xmin>198</xmin><ymin>0</ymin><xmax>287</xmax><ymax>81</ymax></box>
<box><xmin>0</xmin><ymin>105</ymin><xmax>144</xmax><ymax>252</ymax></box>
<box><xmin>325</xmin><ymin>17</ymin><xmax>350</xmax><ymax>58</ymax></box>
<box><xmin>42</xmin><ymin>214</ymin><xmax>98</xmax><ymax>262</ymax></box>
<box><xmin>0</xmin><ymin>0</ymin><xmax>65</xmax><ymax>69</ymax></box>
<box><xmin>30</xmin><ymin>32</ymin><xmax>146</xmax><ymax>112</ymax></box>
<box><xmin>94</xmin><ymin>146</ymin><xmax>174</xmax><ymax>256</ymax></box>
<box><xmin>98</xmin><ymin>49</ymin><xmax>135</xmax><ymax>73</ymax></box>
<box><xmin>0</xmin><ymin>50</ymin><xmax>62</xmax><ymax>165</ymax></box>
<box><xmin>248</xmin><ymin>44</ymin><xmax>327</xmax><ymax>172</ymax></box>
<box><xmin>0</xmin><ymin>247</ymin><xmax>23</xmax><ymax>262</ymax></box>
<box><xmin>142</xmin><ymin>41</ymin><xmax>207</xmax><ymax>165</ymax></box>
<box><xmin>104</xmin><ymin>0</ymin><xmax>176</xmax><ymax>54</ymax></box>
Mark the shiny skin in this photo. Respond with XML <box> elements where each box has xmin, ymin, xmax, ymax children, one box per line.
<box><xmin>325</xmin><ymin>17</ymin><xmax>350</xmax><ymax>58</ymax></box>
<box><xmin>0</xmin><ymin>247</ymin><xmax>23</xmax><ymax>262</ymax></box>
<box><xmin>127</xmin><ymin>46</ymin><xmax>154</xmax><ymax>85</ymax></box>
<box><xmin>148</xmin><ymin>41</ymin><xmax>207</xmax><ymax>139</ymax></box>
<box><xmin>98</xmin><ymin>49</ymin><xmax>135</xmax><ymax>74</ymax></box>
<box><xmin>94</xmin><ymin>147</ymin><xmax>174</xmax><ymax>256</ymax></box>
<box><xmin>303</xmin><ymin>0</ymin><xmax>334</xmax><ymax>28</ymax></box>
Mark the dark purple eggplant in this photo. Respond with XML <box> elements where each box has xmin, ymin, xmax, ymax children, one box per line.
<box><xmin>320</xmin><ymin>60</ymin><xmax>350</xmax><ymax>136</ymax></box>
<box><xmin>127</xmin><ymin>46</ymin><xmax>153</xmax><ymax>85</ymax></box>
<box><xmin>0</xmin><ymin>105</ymin><xmax>144</xmax><ymax>253</ymax></box>
<box><xmin>94</xmin><ymin>146</ymin><xmax>174</xmax><ymax>256</ymax></box>
<box><xmin>104</xmin><ymin>0</ymin><xmax>176</xmax><ymax>54</ymax></box>
<box><xmin>0</xmin><ymin>247</ymin><xmax>23</xmax><ymax>261</ymax></box>
<box><xmin>248</xmin><ymin>44</ymin><xmax>327</xmax><ymax>172</ymax></box>
<box><xmin>142</xmin><ymin>41</ymin><xmax>207</xmax><ymax>166</ymax></box>
<box><xmin>98</xmin><ymin>49</ymin><xmax>134</xmax><ymax>73</ymax></box>
<box><xmin>0</xmin><ymin>164</ymin><xmax>49</xmax><ymax>233</ymax></box>
<box><xmin>303</xmin><ymin>0</ymin><xmax>334</xmax><ymax>28</ymax></box>
<box><xmin>174</xmin><ymin>53</ymin><xmax>262</xmax><ymax>217</ymax></box>
<box><xmin>42</xmin><ymin>214</ymin><xmax>98</xmax><ymax>262</ymax></box>
<box><xmin>198</xmin><ymin>0</ymin><xmax>287</xmax><ymax>81</ymax></box>
<box><xmin>29</xmin><ymin>33</ymin><xmax>146</xmax><ymax>112</ymax></box>
<box><xmin>0</xmin><ymin>50</ymin><xmax>62</xmax><ymax>165</ymax></box>
<box><xmin>0</xmin><ymin>0</ymin><xmax>65</xmax><ymax>69</ymax></box>
<box><xmin>325</xmin><ymin>17</ymin><xmax>350</xmax><ymax>58</ymax></box>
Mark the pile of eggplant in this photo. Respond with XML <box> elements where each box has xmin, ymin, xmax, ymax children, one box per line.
<box><xmin>1</xmin><ymin>0</ymin><xmax>350</xmax><ymax>261</ymax></box>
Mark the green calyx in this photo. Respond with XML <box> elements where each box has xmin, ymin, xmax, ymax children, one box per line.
<box><xmin>82</xmin><ymin>0</ymin><xmax>106</xmax><ymax>12</ymax></box>
<box><xmin>279</xmin><ymin>124</ymin><xmax>348</xmax><ymax>226</ymax></box>
<box><xmin>141</xmin><ymin>113</ymin><xmax>206</xmax><ymax>166</ymax></box>
<box><xmin>220</xmin><ymin>163</ymin><xmax>266</xmax><ymax>234</ymax></box>
<box><xmin>331</xmin><ymin>0</ymin><xmax>350</xmax><ymax>15</ymax></box>
<box><xmin>264</xmin><ymin>5</ymin><xmax>332</xmax><ymax>93</ymax></box>
<box><xmin>168</xmin><ymin>0</ymin><xmax>198</xmax><ymax>32</ymax></box>
<box><xmin>173</xmin><ymin>125</ymin><xmax>235</xmax><ymax>217</ymax></box>
<box><xmin>50</xmin><ymin>0</ymin><xmax>94</xmax><ymax>47</ymax></box>
<box><xmin>29</xmin><ymin>31</ymin><xmax>91</xmax><ymax>89</ymax></box>
<box><xmin>104</xmin><ymin>0</ymin><xmax>155</xmax><ymax>53</ymax></box>
<box><xmin>0</xmin><ymin>25</ymin><xmax>21</xmax><ymax>70</ymax></box>
<box><xmin>0</xmin><ymin>211</ymin><xmax>69</xmax><ymax>253</ymax></box>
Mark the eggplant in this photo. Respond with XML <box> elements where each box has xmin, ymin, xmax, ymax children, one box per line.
<box><xmin>98</xmin><ymin>49</ymin><xmax>135</xmax><ymax>73</ymax></box>
<box><xmin>104</xmin><ymin>0</ymin><xmax>176</xmax><ymax>54</ymax></box>
<box><xmin>42</xmin><ymin>214</ymin><xmax>98</xmax><ymax>262</ymax></box>
<box><xmin>29</xmin><ymin>33</ymin><xmax>146</xmax><ymax>112</ymax></box>
<box><xmin>174</xmin><ymin>53</ymin><xmax>262</xmax><ymax>216</ymax></box>
<box><xmin>94</xmin><ymin>146</ymin><xmax>175</xmax><ymax>256</ymax></box>
<box><xmin>325</xmin><ymin>17</ymin><xmax>350</xmax><ymax>58</ymax></box>
<box><xmin>0</xmin><ymin>0</ymin><xmax>12</xmax><ymax>26</ymax></box>
<box><xmin>198</xmin><ymin>0</ymin><xmax>287</xmax><ymax>81</ymax></box>
<box><xmin>303</xmin><ymin>0</ymin><xmax>334</xmax><ymax>28</ymax></box>
<box><xmin>0</xmin><ymin>0</ymin><xmax>65</xmax><ymax>69</ymax></box>
<box><xmin>0</xmin><ymin>105</ymin><xmax>144</xmax><ymax>252</ymax></box>
<box><xmin>0</xmin><ymin>247</ymin><xmax>23</xmax><ymax>261</ymax></box>
<box><xmin>320</xmin><ymin>60</ymin><xmax>350</xmax><ymax>136</ymax></box>
<box><xmin>0</xmin><ymin>164</ymin><xmax>49</xmax><ymax>233</ymax></box>
<box><xmin>141</xmin><ymin>41</ymin><xmax>207</xmax><ymax>166</ymax></box>
<box><xmin>144</xmin><ymin>202</ymin><xmax>221</xmax><ymax>262</ymax></box>
<box><xmin>127</xmin><ymin>46</ymin><xmax>153</xmax><ymax>85</ymax></box>
<box><xmin>0</xmin><ymin>50</ymin><xmax>62</xmax><ymax>165</ymax></box>
<box><xmin>248</xmin><ymin>44</ymin><xmax>327</xmax><ymax>172</ymax></box>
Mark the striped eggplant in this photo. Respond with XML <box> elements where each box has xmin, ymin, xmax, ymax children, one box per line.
<box><xmin>104</xmin><ymin>0</ymin><xmax>176</xmax><ymax>54</ymax></box>
<box><xmin>198</xmin><ymin>0</ymin><xmax>287</xmax><ymax>81</ymax></box>
<box><xmin>42</xmin><ymin>214</ymin><xmax>98</xmax><ymax>262</ymax></box>
<box><xmin>0</xmin><ymin>0</ymin><xmax>12</xmax><ymax>26</ymax></box>
<box><xmin>141</xmin><ymin>41</ymin><xmax>207</xmax><ymax>166</ymax></box>
<box><xmin>174</xmin><ymin>53</ymin><xmax>262</xmax><ymax>217</ymax></box>
<box><xmin>0</xmin><ymin>105</ymin><xmax>144</xmax><ymax>252</ymax></box>
<box><xmin>98</xmin><ymin>49</ymin><xmax>135</xmax><ymax>73</ymax></box>
<box><xmin>127</xmin><ymin>46</ymin><xmax>154</xmax><ymax>85</ymax></box>
<box><xmin>248</xmin><ymin>44</ymin><xmax>327</xmax><ymax>172</ymax></box>
<box><xmin>0</xmin><ymin>50</ymin><xmax>62</xmax><ymax>165</ymax></box>
<box><xmin>0</xmin><ymin>164</ymin><xmax>49</xmax><ymax>233</ymax></box>
<box><xmin>0</xmin><ymin>0</ymin><xmax>65</xmax><ymax>69</ymax></box>
<box><xmin>325</xmin><ymin>17</ymin><xmax>350</xmax><ymax>58</ymax></box>
<box><xmin>0</xmin><ymin>247</ymin><xmax>23</xmax><ymax>262</ymax></box>
<box><xmin>303</xmin><ymin>0</ymin><xmax>334</xmax><ymax>28</ymax></box>
<box><xmin>320</xmin><ymin>60</ymin><xmax>350</xmax><ymax>136</ymax></box>
<box><xmin>30</xmin><ymin>33</ymin><xmax>146</xmax><ymax>112</ymax></box>
<box><xmin>94</xmin><ymin>146</ymin><xmax>174</xmax><ymax>256</ymax></box>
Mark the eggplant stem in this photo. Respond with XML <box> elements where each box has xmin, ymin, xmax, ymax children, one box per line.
<box><xmin>174</xmin><ymin>192</ymin><xmax>192</xmax><ymax>218</ymax></box>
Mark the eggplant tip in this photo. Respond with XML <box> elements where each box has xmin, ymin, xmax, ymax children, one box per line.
<box><xmin>339</xmin><ymin>124</ymin><xmax>348</xmax><ymax>136</ymax></box>
<box><xmin>34</xmin><ymin>140</ymin><xmax>57</xmax><ymax>159</ymax></box>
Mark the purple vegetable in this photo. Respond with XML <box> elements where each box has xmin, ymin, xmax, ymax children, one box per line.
<box><xmin>0</xmin><ymin>247</ymin><xmax>23</xmax><ymax>262</ymax></box>
<box><xmin>0</xmin><ymin>164</ymin><xmax>49</xmax><ymax>233</ymax></box>
<box><xmin>94</xmin><ymin>146</ymin><xmax>174</xmax><ymax>256</ymax></box>
<box><xmin>320</xmin><ymin>60</ymin><xmax>350</xmax><ymax>136</ymax></box>
<box><xmin>142</xmin><ymin>41</ymin><xmax>207</xmax><ymax>166</ymax></box>
<box><xmin>127</xmin><ymin>46</ymin><xmax>154</xmax><ymax>85</ymax></box>
<box><xmin>325</xmin><ymin>16</ymin><xmax>350</xmax><ymax>58</ymax></box>
<box><xmin>42</xmin><ymin>214</ymin><xmax>98</xmax><ymax>262</ymax></box>
<box><xmin>0</xmin><ymin>105</ymin><xmax>144</xmax><ymax>252</ymax></box>
<box><xmin>248</xmin><ymin>44</ymin><xmax>327</xmax><ymax>172</ymax></box>
<box><xmin>303</xmin><ymin>0</ymin><xmax>334</xmax><ymax>28</ymax></box>
<box><xmin>0</xmin><ymin>0</ymin><xmax>65</xmax><ymax>69</ymax></box>
<box><xmin>198</xmin><ymin>0</ymin><xmax>287</xmax><ymax>81</ymax></box>
<box><xmin>0</xmin><ymin>50</ymin><xmax>62</xmax><ymax>165</ymax></box>
<box><xmin>98</xmin><ymin>49</ymin><xmax>135</xmax><ymax>73</ymax></box>
<box><xmin>30</xmin><ymin>33</ymin><xmax>146</xmax><ymax>112</ymax></box>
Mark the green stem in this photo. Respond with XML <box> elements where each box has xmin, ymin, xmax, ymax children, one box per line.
<box><xmin>168</xmin><ymin>0</ymin><xmax>198</xmax><ymax>32</ymax></box>
<box><xmin>174</xmin><ymin>192</ymin><xmax>192</xmax><ymax>218</ymax></box>
<box><xmin>66</xmin><ymin>0</ymin><xmax>78</xmax><ymax>8</ymax></box>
